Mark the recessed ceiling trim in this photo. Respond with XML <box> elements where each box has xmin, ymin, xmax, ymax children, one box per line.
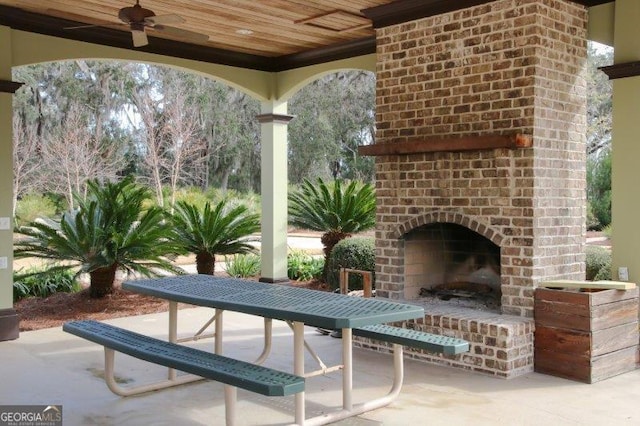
<box><xmin>579</xmin><ymin>0</ymin><xmax>616</xmax><ymax>5</ymax></box>
<box><xmin>362</xmin><ymin>0</ymin><xmax>494</xmax><ymax>28</ymax></box>
<box><xmin>362</xmin><ymin>0</ymin><xmax>614</xmax><ymax>29</ymax></box>
<box><xmin>294</xmin><ymin>10</ymin><xmax>372</xmax><ymax>33</ymax></box>
<box><xmin>302</xmin><ymin>21</ymin><xmax>371</xmax><ymax>33</ymax></box>
<box><xmin>275</xmin><ymin>36</ymin><xmax>375</xmax><ymax>71</ymax></box>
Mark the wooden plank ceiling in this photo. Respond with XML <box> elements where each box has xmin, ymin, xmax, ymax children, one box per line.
<box><xmin>6</xmin><ymin>0</ymin><xmax>382</xmax><ymax>57</ymax></box>
<box><xmin>0</xmin><ymin>0</ymin><xmax>611</xmax><ymax>71</ymax></box>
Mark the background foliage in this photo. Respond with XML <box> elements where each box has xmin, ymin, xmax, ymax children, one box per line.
<box><xmin>12</xmin><ymin>62</ymin><xmax>376</xmax><ymax>221</ymax></box>
<box><xmin>287</xmin><ymin>250</ymin><xmax>324</xmax><ymax>281</ymax></box>
<box><xmin>225</xmin><ymin>254</ymin><xmax>261</xmax><ymax>278</ymax></box>
<box><xmin>585</xmin><ymin>43</ymin><xmax>613</xmax><ymax>230</ymax></box>
<box><xmin>14</xmin><ymin>44</ymin><xmax>611</xmax><ymax>220</ymax></box>
<box><xmin>13</xmin><ymin>265</ymin><xmax>78</xmax><ymax>302</ymax></box>
<box><xmin>587</xmin><ymin>148</ymin><xmax>611</xmax><ymax>229</ymax></box>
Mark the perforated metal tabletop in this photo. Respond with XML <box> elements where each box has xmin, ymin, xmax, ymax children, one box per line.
<box><xmin>122</xmin><ymin>275</ymin><xmax>424</xmax><ymax>329</ymax></box>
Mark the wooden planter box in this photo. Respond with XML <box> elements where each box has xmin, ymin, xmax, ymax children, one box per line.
<box><xmin>534</xmin><ymin>287</ymin><xmax>639</xmax><ymax>383</ymax></box>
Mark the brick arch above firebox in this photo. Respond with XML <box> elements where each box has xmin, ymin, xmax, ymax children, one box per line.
<box><xmin>391</xmin><ymin>210</ymin><xmax>507</xmax><ymax>248</ymax></box>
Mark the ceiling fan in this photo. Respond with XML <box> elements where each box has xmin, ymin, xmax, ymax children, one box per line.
<box><xmin>65</xmin><ymin>0</ymin><xmax>209</xmax><ymax>47</ymax></box>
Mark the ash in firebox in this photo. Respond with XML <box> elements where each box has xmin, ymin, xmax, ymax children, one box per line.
<box><xmin>419</xmin><ymin>281</ymin><xmax>501</xmax><ymax>312</ymax></box>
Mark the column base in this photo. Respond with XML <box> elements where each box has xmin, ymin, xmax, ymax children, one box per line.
<box><xmin>0</xmin><ymin>308</ymin><xmax>19</xmax><ymax>341</ymax></box>
<box><xmin>259</xmin><ymin>277</ymin><xmax>290</xmax><ymax>284</ymax></box>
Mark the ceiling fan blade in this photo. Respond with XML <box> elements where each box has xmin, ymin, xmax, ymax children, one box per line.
<box><xmin>152</xmin><ymin>25</ymin><xmax>209</xmax><ymax>43</ymax></box>
<box><xmin>131</xmin><ymin>30</ymin><xmax>148</xmax><ymax>47</ymax></box>
<box><xmin>64</xmin><ymin>24</ymin><xmax>102</xmax><ymax>30</ymax></box>
<box><xmin>145</xmin><ymin>14</ymin><xmax>186</xmax><ymax>26</ymax></box>
<box><xmin>47</xmin><ymin>8</ymin><xmax>115</xmax><ymax>26</ymax></box>
<box><xmin>64</xmin><ymin>23</ymin><xmax>126</xmax><ymax>30</ymax></box>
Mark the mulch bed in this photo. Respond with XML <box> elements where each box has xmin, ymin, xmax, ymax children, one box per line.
<box><xmin>15</xmin><ymin>278</ymin><xmax>329</xmax><ymax>332</ymax></box>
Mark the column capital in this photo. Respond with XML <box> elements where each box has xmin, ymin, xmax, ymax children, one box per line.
<box><xmin>0</xmin><ymin>80</ymin><xmax>24</xmax><ymax>94</ymax></box>
<box><xmin>256</xmin><ymin>113</ymin><xmax>295</xmax><ymax>124</ymax></box>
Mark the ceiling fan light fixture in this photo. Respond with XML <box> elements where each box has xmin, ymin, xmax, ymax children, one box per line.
<box><xmin>130</xmin><ymin>22</ymin><xmax>145</xmax><ymax>32</ymax></box>
<box><xmin>131</xmin><ymin>29</ymin><xmax>148</xmax><ymax>47</ymax></box>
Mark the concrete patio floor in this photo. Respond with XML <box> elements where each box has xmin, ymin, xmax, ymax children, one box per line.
<box><xmin>2</xmin><ymin>306</ymin><xmax>639</xmax><ymax>426</ymax></box>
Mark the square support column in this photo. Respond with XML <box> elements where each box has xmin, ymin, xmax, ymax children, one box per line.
<box><xmin>0</xmin><ymin>25</ymin><xmax>19</xmax><ymax>340</ymax></box>
<box><xmin>257</xmin><ymin>101</ymin><xmax>294</xmax><ymax>283</ymax></box>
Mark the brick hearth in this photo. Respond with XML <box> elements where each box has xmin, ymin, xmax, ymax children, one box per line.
<box><xmin>357</xmin><ymin>304</ymin><xmax>534</xmax><ymax>378</ymax></box>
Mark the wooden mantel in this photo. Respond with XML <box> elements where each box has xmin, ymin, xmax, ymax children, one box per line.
<box><xmin>358</xmin><ymin>134</ymin><xmax>532</xmax><ymax>156</ymax></box>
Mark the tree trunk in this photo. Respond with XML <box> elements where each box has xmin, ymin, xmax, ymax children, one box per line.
<box><xmin>89</xmin><ymin>264</ymin><xmax>118</xmax><ymax>298</ymax></box>
<box><xmin>219</xmin><ymin>169</ymin><xmax>230</xmax><ymax>193</ymax></box>
<box><xmin>196</xmin><ymin>252</ymin><xmax>216</xmax><ymax>275</ymax></box>
<box><xmin>321</xmin><ymin>231</ymin><xmax>350</xmax><ymax>281</ymax></box>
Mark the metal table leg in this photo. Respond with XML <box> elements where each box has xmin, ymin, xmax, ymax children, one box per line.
<box><xmin>168</xmin><ymin>301</ymin><xmax>177</xmax><ymax>380</ymax></box>
<box><xmin>293</xmin><ymin>321</ymin><xmax>306</xmax><ymax>425</ymax></box>
<box><xmin>214</xmin><ymin>308</ymin><xmax>223</xmax><ymax>354</ymax></box>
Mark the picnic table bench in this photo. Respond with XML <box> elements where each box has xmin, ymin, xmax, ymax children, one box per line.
<box><xmin>63</xmin><ymin>320</ymin><xmax>304</xmax><ymax>426</ymax></box>
<box><xmin>353</xmin><ymin>324</ymin><xmax>470</xmax><ymax>355</ymax></box>
<box><xmin>338</xmin><ymin>269</ymin><xmax>469</xmax><ymax>357</ymax></box>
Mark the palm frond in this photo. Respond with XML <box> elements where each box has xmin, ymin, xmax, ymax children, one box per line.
<box><xmin>169</xmin><ymin>200</ymin><xmax>261</xmax><ymax>258</ymax></box>
<box><xmin>288</xmin><ymin>178</ymin><xmax>376</xmax><ymax>234</ymax></box>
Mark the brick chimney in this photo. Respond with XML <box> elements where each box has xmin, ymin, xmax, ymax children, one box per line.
<box><xmin>365</xmin><ymin>0</ymin><xmax>588</xmax><ymax>318</ymax></box>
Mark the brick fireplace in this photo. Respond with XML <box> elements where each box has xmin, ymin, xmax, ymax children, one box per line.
<box><xmin>358</xmin><ymin>0</ymin><xmax>588</xmax><ymax>378</ymax></box>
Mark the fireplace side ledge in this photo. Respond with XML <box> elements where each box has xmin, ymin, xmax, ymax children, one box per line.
<box><xmin>355</xmin><ymin>305</ymin><xmax>534</xmax><ymax>379</ymax></box>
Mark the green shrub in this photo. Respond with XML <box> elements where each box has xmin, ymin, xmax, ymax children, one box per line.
<box><xmin>326</xmin><ymin>237</ymin><xmax>375</xmax><ymax>291</ymax></box>
<box><xmin>586</xmin><ymin>202</ymin><xmax>601</xmax><ymax>231</ymax></box>
<box><xmin>602</xmin><ymin>224</ymin><xmax>612</xmax><ymax>239</ymax></box>
<box><xmin>173</xmin><ymin>187</ymin><xmax>211</xmax><ymax>210</ymax></box>
<box><xmin>224</xmin><ymin>190</ymin><xmax>261</xmax><ymax>218</ymax></box>
<box><xmin>590</xmin><ymin>193</ymin><xmax>611</xmax><ymax>230</ymax></box>
<box><xmin>205</xmin><ymin>187</ymin><xmax>261</xmax><ymax>218</ymax></box>
<box><xmin>585</xmin><ymin>245</ymin><xmax>611</xmax><ymax>281</ymax></box>
<box><xmin>225</xmin><ymin>254</ymin><xmax>261</xmax><ymax>278</ymax></box>
<box><xmin>163</xmin><ymin>187</ymin><xmax>261</xmax><ymax>219</ymax></box>
<box><xmin>594</xmin><ymin>262</ymin><xmax>612</xmax><ymax>281</ymax></box>
<box><xmin>287</xmin><ymin>249</ymin><xmax>323</xmax><ymax>281</ymax></box>
<box><xmin>13</xmin><ymin>265</ymin><xmax>79</xmax><ymax>302</ymax></box>
<box><xmin>15</xmin><ymin>193</ymin><xmax>58</xmax><ymax>226</ymax></box>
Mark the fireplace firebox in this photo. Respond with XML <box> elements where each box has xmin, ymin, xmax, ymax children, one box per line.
<box><xmin>405</xmin><ymin>223</ymin><xmax>501</xmax><ymax>311</ymax></box>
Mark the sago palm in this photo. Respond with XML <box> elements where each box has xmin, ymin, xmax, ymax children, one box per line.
<box><xmin>14</xmin><ymin>178</ymin><xmax>183</xmax><ymax>298</ymax></box>
<box><xmin>288</xmin><ymin>178</ymin><xmax>376</xmax><ymax>279</ymax></box>
<box><xmin>168</xmin><ymin>200</ymin><xmax>261</xmax><ymax>275</ymax></box>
